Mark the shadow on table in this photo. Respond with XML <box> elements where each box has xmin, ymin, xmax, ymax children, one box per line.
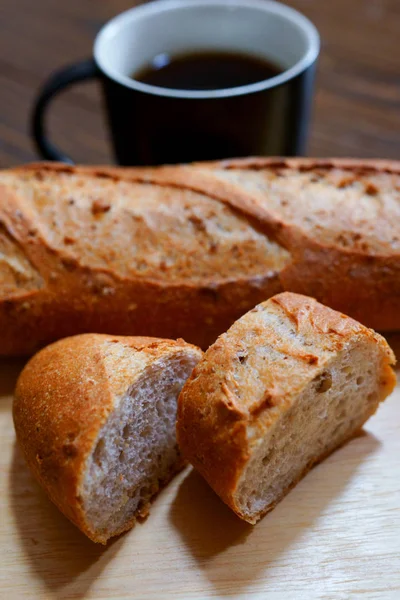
<box><xmin>169</xmin><ymin>430</ymin><xmax>381</xmax><ymax>594</ymax></box>
<box><xmin>0</xmin><ymin>358</ymin><xmax>26</xmax><ymax>397</ymax></box>
<box><xmin>9</xmin><ymin>443</ymin><xmax>125</xmax><ymax>599</ymax></box>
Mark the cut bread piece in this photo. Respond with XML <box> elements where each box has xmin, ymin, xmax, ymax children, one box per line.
<box><xmin>13</xmin><ymin>334</ymin><xmax>202</xmax><ymax>543</ymax></box>
<box><xmin>177</xmin><ymin>292</ymin><xmax>396</xmax><ymax>524</ymax></box>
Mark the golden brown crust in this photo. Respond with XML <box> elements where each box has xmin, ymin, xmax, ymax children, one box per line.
<box><xmin>197</xmin><ymin>156</ymin><xmax>400</xmax><ymax>173</ymax></box>
<box><xmin>138</xmin><ymin>159</ymin><xmax>400</xmax><ymax>328</ymax></box>
<box><xmin>1</xmin><ymin>157</ymin><xmax>400</xmax><ymax>356</ymax></box>
<box><xmin>177</xmin><ymin>292</ymin><xmax>396</xmax><ymax>520</ymax></box>
<box><xmin>166</xmin><ymin>159</ymin><xmax>400</xmax><ymax>331</ymax></box>
<box><xmin>106</xmin><ymin>157</ymin><xmax>400</xmax><ymax>331</ymax></box>
<box><xmin>0</xmin><ymin>162</ymin><xmax>287</xmax><ymax>355</ymax></box>
<box><xmin>13</xmin><ymin>333</ymin><xmax>202</xmax><ymax>543</ymax></box>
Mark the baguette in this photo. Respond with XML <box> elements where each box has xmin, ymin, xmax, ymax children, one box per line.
<box><xmin>177</xmin><ymin>292</ymin><xmax>396</xmax><ymax>523</ymax></box>
<box><xmin>13</xmin><ymin>334</ymin><xmax>202</xmax><ymax>543</ymax></box>
<box><xmin>1</xmin><ymin>158</ymin><xmax>399</xmax><ymax>356</ymax></box>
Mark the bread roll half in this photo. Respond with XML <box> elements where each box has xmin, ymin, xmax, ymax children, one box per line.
<box><xmin>13</xmin><ymin>334</ymin><xmax>202</xmax><ymax>543</ymax></box>
<box><xmin>177</xmin><ymin>292</ymin><xmax>396</xmax><ymax>524</ymax></box>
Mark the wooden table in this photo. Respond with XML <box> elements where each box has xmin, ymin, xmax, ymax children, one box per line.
<box><xmin>1</xmin><ymin>340</ymin><xmax>400</xmax><ymax>599</ymax></box>
<box><xmin>1</xmin><ymin>0</ymin><xmax>400</xmax><ymax>167</ymax></box>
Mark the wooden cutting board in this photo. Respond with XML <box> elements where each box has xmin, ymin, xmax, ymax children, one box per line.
<box><xmin>1</xmin><ymin>337</ymin><xmax>400</xmax><ymax>600</ymax></box>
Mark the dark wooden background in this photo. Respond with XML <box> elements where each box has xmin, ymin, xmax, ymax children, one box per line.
<box><xmin>1</xmin><ymin>0</ymin><xmax>399</xmax><ymax>167</ymax></box>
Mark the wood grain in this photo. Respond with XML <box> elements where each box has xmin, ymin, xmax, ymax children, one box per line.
<box><xmin>0</xmin><ymin>0</ymin><xmax>400</xmax><ymax>167</ymax></box>
<box><xmin>1</xmin><ymin>341</ymin><xmax>399</xmax><ymax>599</ymax></box>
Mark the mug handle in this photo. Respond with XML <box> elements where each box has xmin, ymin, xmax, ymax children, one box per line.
<box><xmin>31</xmin><ymin>58</ymin><xmax>100</xmax><ymax>164</ymax></box>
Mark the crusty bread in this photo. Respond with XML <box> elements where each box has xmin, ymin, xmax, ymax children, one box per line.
<box><xmin>148</xmin><ymin>157</ymin><xmax>400</xmax><ymax>332</ymax></box>
<box><xmin>1</xmin><ymin>158</ymin><xmax>400</xmax><ymax>355</ymax></box>
<box><xmin>13</xmin><ymin>334</ymin><xmax>202</xmax><ymax>543</ymax></box>
<box><xmin>177</xmin><ymin>292</ymin><xmax>396</xmax><ymax>524</ymax></box>
<box><xmin>0</xmin><ymin>162</ymin><xmax>287</xmax><ymax>355</ymax></box>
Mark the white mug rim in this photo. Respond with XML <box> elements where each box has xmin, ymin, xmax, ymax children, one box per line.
<box><xmin>93</xmin><ymin>0</ymin><xmax>320</xmax><ymax>100</ymax></box>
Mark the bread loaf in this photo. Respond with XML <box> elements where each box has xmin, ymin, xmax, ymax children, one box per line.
<box><xmin>177</xmin><ymin>292</ymin><xmax>396</xmax><ymax>523</ymax></box>
<box><xmin>1</xmin><ymin>158</ymin><xmax>399</xmax><ymax>356</ymax></box>
<box><xmin>13</xmin><ymin>334</ymin><xmax>202</xmax><ymax>543</ymax></box>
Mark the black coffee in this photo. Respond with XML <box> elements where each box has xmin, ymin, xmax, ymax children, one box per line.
<box><xmin>133</xmin><ymin>51</ymin><xmax>282</xmax><ymax>91</ymax></box>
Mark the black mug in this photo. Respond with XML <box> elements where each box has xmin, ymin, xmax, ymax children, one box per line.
<box><xmin>32</xmin><ymin>0</ymin><xmax>320</xmax><ymax>166</ymax></box>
